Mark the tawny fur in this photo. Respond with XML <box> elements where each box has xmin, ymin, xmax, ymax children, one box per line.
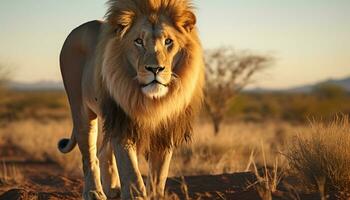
<box><xmin>58</xmin><ymin>1</ymin><xmax>203</xmax><ymax>198</ymax></box>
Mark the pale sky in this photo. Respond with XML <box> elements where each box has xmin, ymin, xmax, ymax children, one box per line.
<box><xmin>0</xmin><ymin>0</ymin><xmax>349</xmax><ymax>89</ymax></box>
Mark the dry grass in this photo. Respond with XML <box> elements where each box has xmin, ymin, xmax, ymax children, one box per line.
<box><xmin>0</xmin><ymin>119</ymin><xmax>81</xmax><ymax>174</ymax></box>
<box><xmin>0</xmin><ymin>119</ymin><xmax>299</xmax><ymax>177</ymax></box>
<box><xmin>3</xmin><ymin>116</ymin><xmax>350</xmax><ymax>198</ymax></box>
<box><xmin>286</xmin><ymin>116</ymin><xmax>350</xmax><ymax>199</ymax></box>
<box><xmin>247</xmin><ymin>146</ymin><xmax>284</xmax><ymax>200</ymax></box>
<box><xmin>0</xmin><ymin>162</ymin><xmax>24</xmax><ymax>186</ymax></box>
<box><xmin>170</xmin><ymin>121</ymin><xmax>296</xmax><ymax>176</ymax></box>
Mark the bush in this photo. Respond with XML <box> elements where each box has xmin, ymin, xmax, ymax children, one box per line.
<box><xmin>286</xmin><ymin>116</ymin><xmax>350</xmax><ymax>198</ymax></box>
<box><xmin>0</xmin><ymin>91</ymin><xmax>68</xmax><ymax>122</ymax></box>
<box><xmin>312</xmin><ymin>83</ymin><xmax>347</xmax><ymax>100</ymax></box>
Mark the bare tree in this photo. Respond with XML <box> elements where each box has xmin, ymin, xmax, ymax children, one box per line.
<box><xmin>204</xmin><ymin>47</ymin><xmax>272</xmax><ymax>134</ymax></box>
<box><xmin>0</xmin><ymin>64</ymin><xmax>11</xmax><ymax>89</ymax></box>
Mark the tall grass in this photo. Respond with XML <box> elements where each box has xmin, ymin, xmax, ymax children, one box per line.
<box><xmin>171</xmin><ymin>121</ymin><xmax>294</xmax><ymax>176</ymax></box>
<box><xmin>286</xmin><ymin>116</ymin><xmax>350</xmax><ymax>199</ymax></box>
<box><xmin>0</xmin><ymin>120</ymin><xmax>82</xmax><ymax>174</ymax></box>
<box><xmin>0</xmin><ymin>120</ymin><xmax>295</xmax><ymax>176</ymax></box>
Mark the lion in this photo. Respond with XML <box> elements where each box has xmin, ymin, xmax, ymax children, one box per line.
<box><xmin>57</xmin><ymin>0</ymin><xmax>204</xmax><ymax>199</ymax></box>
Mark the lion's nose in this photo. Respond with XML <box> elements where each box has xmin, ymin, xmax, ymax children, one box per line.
<box><xmin>145</xmin><ymin>66</ymin><xmax>165</xmax><ymax>75</ymax></box>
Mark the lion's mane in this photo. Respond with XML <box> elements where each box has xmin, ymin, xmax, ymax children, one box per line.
<box><xmin>95</xmin><ymin>0</ymin><xmax>204</xmax><ymax>151</ymax></box>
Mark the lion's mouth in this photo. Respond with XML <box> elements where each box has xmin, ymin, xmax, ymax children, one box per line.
<box><xmin>140</xmin><ymin>79</ymin><xmax>170</xmax><ymax>99</ymax></box>
<box><xmin>141</xmin><ymin>80</ymin><xmax>168</xmax><ymax>88</ymax></box>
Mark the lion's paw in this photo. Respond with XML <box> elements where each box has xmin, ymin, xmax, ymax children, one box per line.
<box><xmin>84</xmin><ymin>190</ymin><xmax>107</xmax><ymax>200</ymax></box>
<box><xmin>105</xmin><ymin>188</ymin><xmax>120</xmax><ymax>199</ymax></box>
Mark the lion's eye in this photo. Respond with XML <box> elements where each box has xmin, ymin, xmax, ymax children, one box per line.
<box><xmin>165</xmin><ymin>38</ymin><xmax>173</xmax><ymax>46</ymax></box>
<box><xmin>134</xmin><ymin>38</ymin><xmax>144</xmax><ymax>46</ymax></box>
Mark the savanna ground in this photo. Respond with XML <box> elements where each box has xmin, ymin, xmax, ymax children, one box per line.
<box><xmin>0</xmin><ymin>89</ymin><xmax>350</xmax><ymax>199</ymax></box>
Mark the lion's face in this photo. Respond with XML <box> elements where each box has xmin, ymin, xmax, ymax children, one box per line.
<box><xmin>124</xmin><ymin>19</ymin><xmax>182</xmax><ymax>99</ymax></box>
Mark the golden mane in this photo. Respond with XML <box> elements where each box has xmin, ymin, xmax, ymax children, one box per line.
<box><xmin>95</xmin><ymin>0</ymin><xmax>204</xmax><ymax>151</ymax></box>
<box><xmin>105</xmin><ymin>0</ymin><xmax>196</xmax><ymax>32</ymax></box>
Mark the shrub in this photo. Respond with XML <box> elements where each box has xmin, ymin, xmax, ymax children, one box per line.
<box><xmin>286</xmin><ymin>116</ymin><xmax>350</xmax><ymax>199</ymax></box>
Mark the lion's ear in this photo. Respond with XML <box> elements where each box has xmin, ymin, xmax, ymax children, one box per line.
<box><xmin>176</xmin><ymin>11</ymin><xmax>196</xmax><ymax>33</ymax></box>
<box><xmin>108</xmin><ymin>10</ymin><xmax>135</xmax><ymax>36</ymax></box>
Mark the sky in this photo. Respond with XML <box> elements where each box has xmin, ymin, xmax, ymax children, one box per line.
<box><xmin>0</xmin><ymin>0</ymin><xmax>349</xmax><ymax>89</ymax></box>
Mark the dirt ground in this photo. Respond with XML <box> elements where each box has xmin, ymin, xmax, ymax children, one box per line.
<box><xmin>0</xmin><ymin>141</ymin><xmax>319</xmax><ymax>200</ymax></box>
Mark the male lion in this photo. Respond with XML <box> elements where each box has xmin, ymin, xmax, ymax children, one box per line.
<box><xmin>58</xmin><ymin>0</ymin><xmax>204</xmax><ymax>199</ymax></box>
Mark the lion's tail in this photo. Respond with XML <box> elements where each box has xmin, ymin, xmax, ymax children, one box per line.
<box><xmin>57</xmin><ymin>129</ymin><xmax>77</xmax><ymax>154</ymax></box>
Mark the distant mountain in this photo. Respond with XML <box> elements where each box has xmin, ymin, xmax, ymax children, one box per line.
<box><xmin>322</xmin><ymin>77</ymin><xmax>350</xmax><ymax>91</ymax></box>
<box><xmin>7</xmin><ymin>80</ymin><xmax>64</xmax><ymax>91</ymax></box>
<box><xmin>287</xmin><ymin>76</ymin><xmax>350</xmax><ymax>93</ymax></box>
<box><xmin>246</xmin><ymin>76</ymin><xmax>350</xmax><ymax>93</ymax></box>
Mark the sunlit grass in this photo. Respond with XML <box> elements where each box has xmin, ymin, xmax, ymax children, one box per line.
<box><xmin>286</xmin><ymin>116</ymin><xmax>350</xmax><ymax>199</ymax></box>
<box><xmin>0</xmin><ymin>119</ymin><xmax>297</xmax><ymax>176</ymax></box>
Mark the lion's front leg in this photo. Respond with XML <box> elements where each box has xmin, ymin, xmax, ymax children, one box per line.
<box><xmin>99</xmin><ymin>140</ymin><xmax>120</xmax><ymax>199</ymax></box>
<box><xmin>112</xmin><ymin>138</ymin><xmax>147</xmax><ymax>200</ymax></box>
<box><xmin>76</xmin><ymin>111</ymin><xmax>106</xmax><ymax>200</ymax></box>
<box><xmin>146</xmin><ymin>149</ymin><xmax>173</xmax><ymax>198</ymax></box>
